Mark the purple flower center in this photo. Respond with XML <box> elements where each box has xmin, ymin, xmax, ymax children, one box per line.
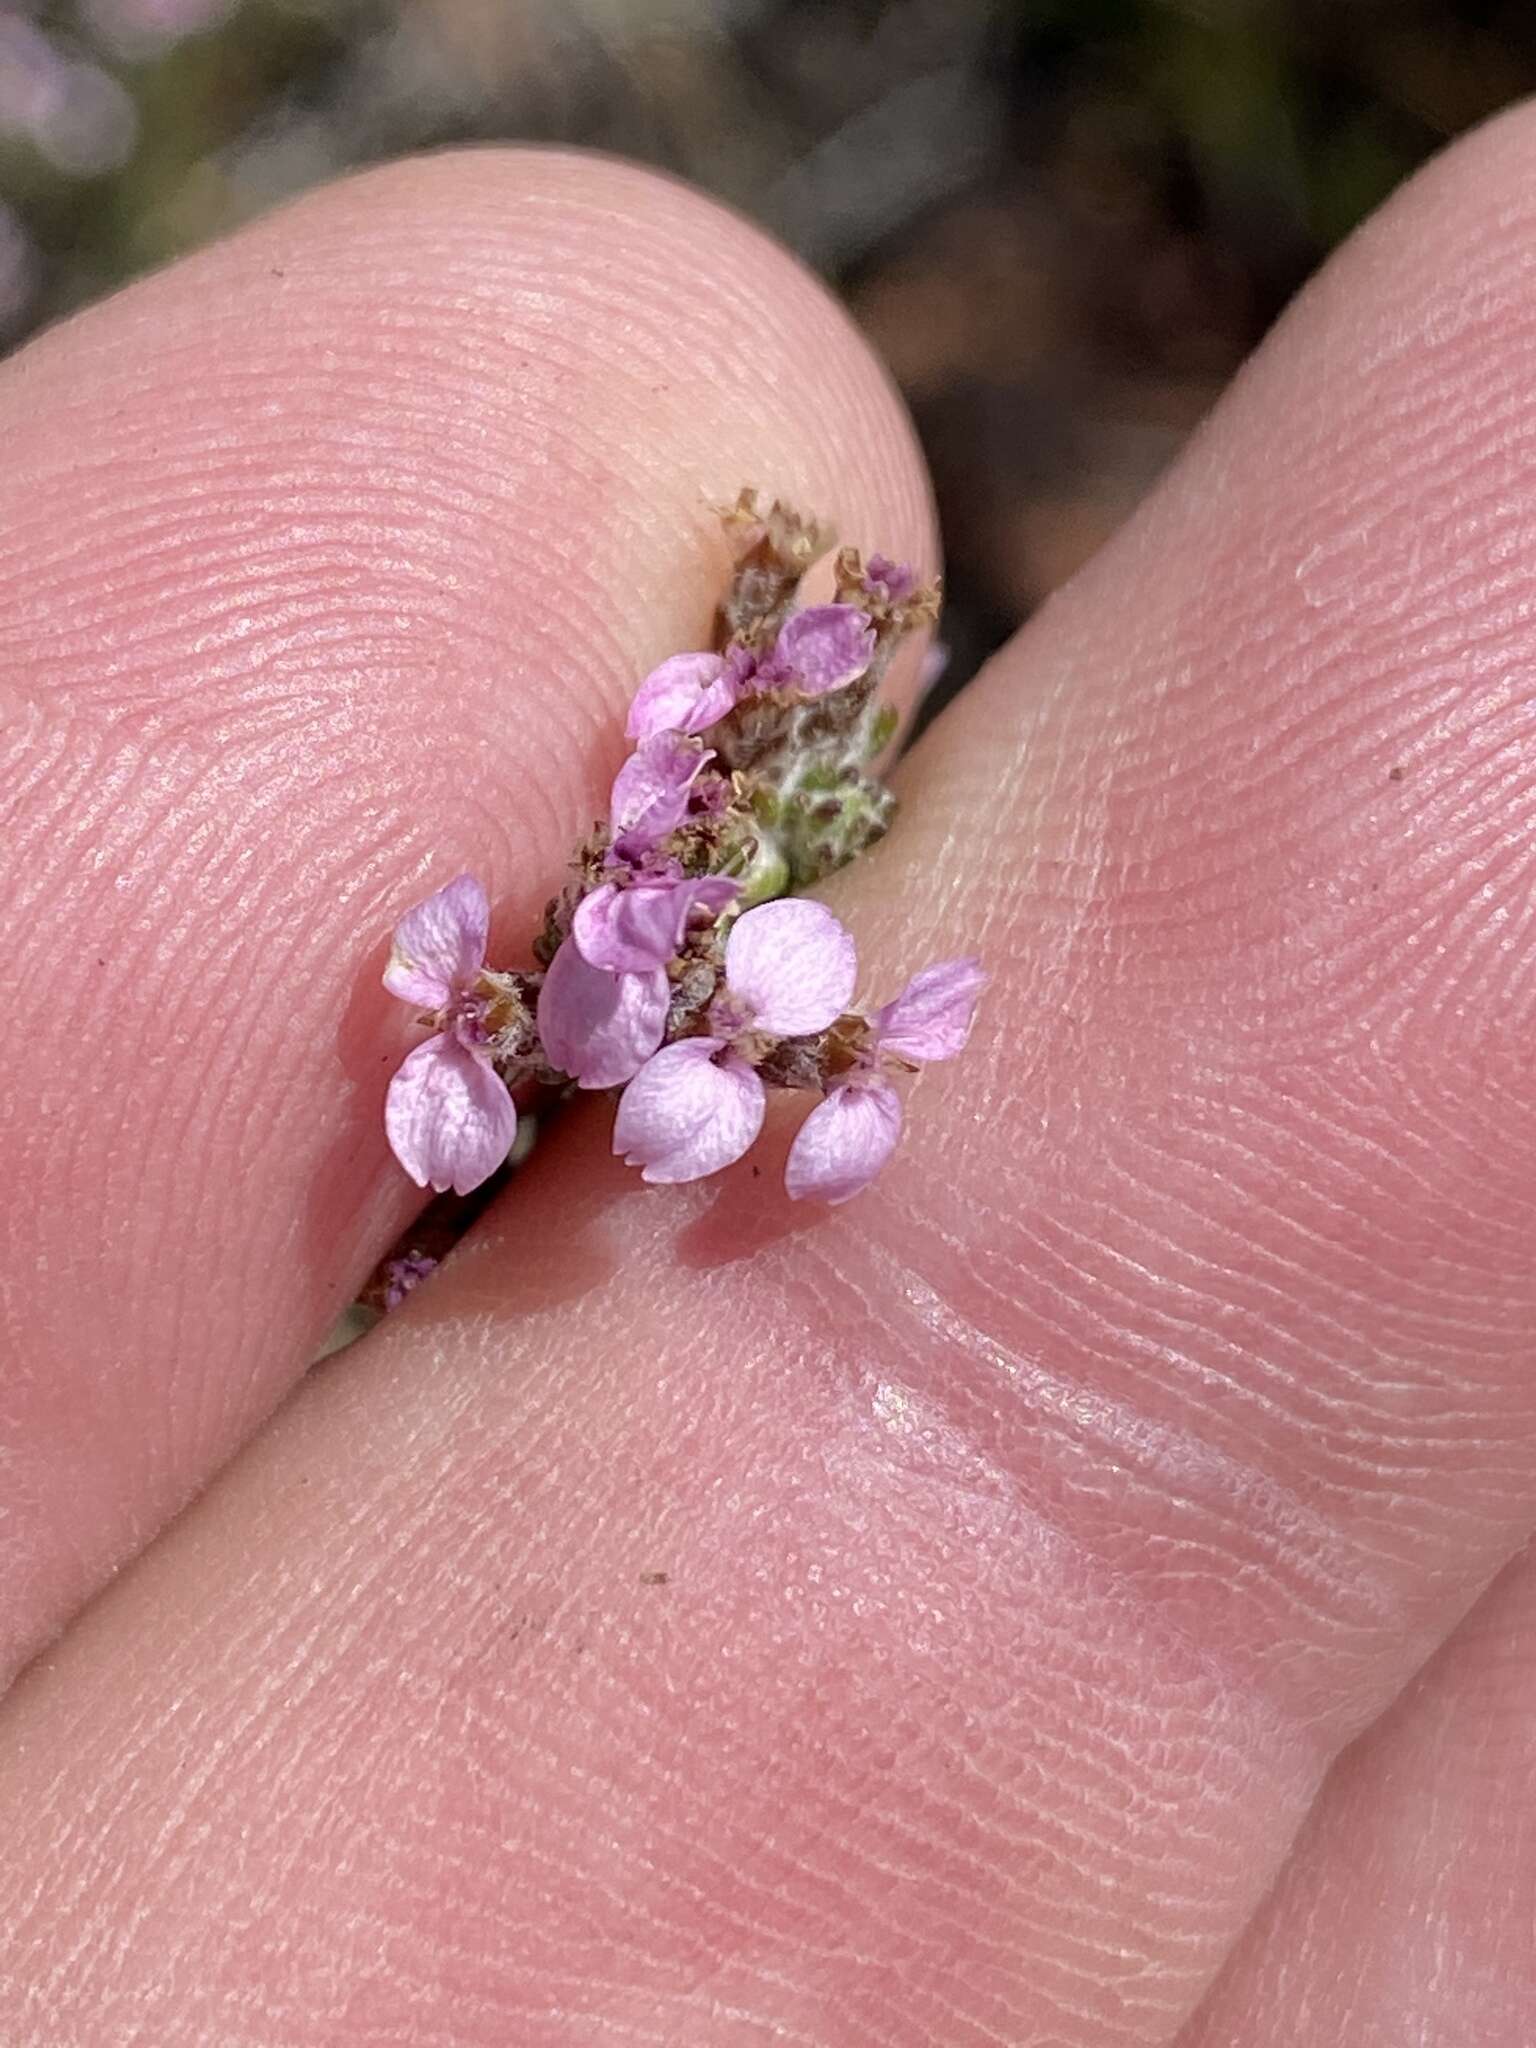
<box><xmin>706</xmin><ymin>991</ymin><xmax>754</xmax><ymax>1041</ymax></box>
<box><xmin>445</xmin><ymin>990</ymin><xmax>491</xmax><ymax>1048</ymax></box>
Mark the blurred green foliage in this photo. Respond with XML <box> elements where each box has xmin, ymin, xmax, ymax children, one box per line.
<box><xmin>12</xmin><ymin>0</ymin><xmax>1536</xmax><ymax>337</ymax></box>
<box><xmin>5</xmin><ymin>0</ymin><xmax>1535</xmax><ymax>677</ymax></box>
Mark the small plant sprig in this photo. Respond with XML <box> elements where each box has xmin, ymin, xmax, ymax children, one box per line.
<box><xmin>380</xmin><ymin>491</ymin><xmax>985</xmax><ymax>1212</ymax></box>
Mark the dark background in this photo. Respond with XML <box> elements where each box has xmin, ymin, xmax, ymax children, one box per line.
<box><xmin>4</xmin><ymin>0</ymin><xmax>1534</xmax><ymax>709</ymax></box>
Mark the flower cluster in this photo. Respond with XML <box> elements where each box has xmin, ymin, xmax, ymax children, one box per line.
<box><xmin>380</xmin><ymin>492</ymin><xmax>984</xmax><ymax>1210</ymax></box>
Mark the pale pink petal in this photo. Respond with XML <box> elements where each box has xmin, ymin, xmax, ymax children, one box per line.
<box><xmin>724</xmin><ymin>897</ymin><xmax>857</xmax><ymax>1037</ymax></box>
<box><xmin>383</xmin><ymin>872</ymin><xmax>489</xmax><ymax>1008</ymax></box>
<box><xmin>610</xmin><ymin>731</ymin><xmax>712</xmax><ymax>859</ymax></box>
<box><xmin>785</xmin><ymin>1078</ymin><xmax>902</xmax><ymax>1205</ymax></box>
<box><xmin>571</xmin><ymin>881</ymin><xmax>669</xmax><ymax>974</ymax></box>
<box><xmin>764</xmin><ymin>604</ymin><xmax>875</xmax><ymax>695</ymax></box>
<box><xmin>873</xmin><ymin>957</ymin><xmax>988</xmax><ymax>1062</ymax></box>
<box><xmin>613</xmin><ymin>1040</ymin><xmax>765</xmax><ymax>1184</ymax></box>
<box><xmin>626</xmin><ymin>652</ymin><xmax>735</xmax><ymax>739</ymax></box>
<box><xmin>573</xmin><ymin>875</ymin><xmax>739</xmax><ymax>975</ymax></box>
<box><xmin>384</xmin><ymin>1033</ymin><xmax>516</xmax><ymax>1197</ymax></box>
<box><xmin>536</xmin><ymin>938</ymin><xmax>668</xmax><ymax>1089</ymax></box>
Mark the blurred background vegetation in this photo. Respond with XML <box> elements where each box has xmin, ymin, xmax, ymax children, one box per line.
<box><xmin>4</xmin><ymin>0</ymin><xmax>1535</xmax><ymax>703</ymax></box>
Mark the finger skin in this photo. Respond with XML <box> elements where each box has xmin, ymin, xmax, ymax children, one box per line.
<box><xmin>1181</xmin><ymin>1542</ymin><xmax>1536</xmax><ymax>2048</ymax></box>
<box><xmin>0</xmin><ymin>149</ymin><xmax>934</xmax><ymax>1682</ymax></box>
<box><xmin>10</xmin><ymin>105</ymin><xmax>1536</xmax><ymax>2046</ymax></box>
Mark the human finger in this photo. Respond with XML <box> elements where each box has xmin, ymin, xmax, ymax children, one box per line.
<box><xmin>0</xmin><ymin>147</ymin><xmax>934</xmax><ymax>1683</ymax></box>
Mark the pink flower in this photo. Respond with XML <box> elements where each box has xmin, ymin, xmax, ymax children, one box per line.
<box><xmin>757</xmin><ymin>604</ymin><xmax>875</xmax><ymax>695</ymax></box>
<box><xmin>536</xmin><ymin>938</ymin><xmax>670</xmax><ymax>1090</ymax></box>
<box><xmin>383</xmin><ymin>874</ymin><xmax>517</xmax><ymax>1196</ymax></box>
<box><xmin>626</xmin><ymin>652</ymin><xmax>739</xmax><ymax>740</ymax></box>
<box><xmin>574</xmin><ymin>870</ymin><xmax>740</xmax><ymax>974</ymax></box>
<box><xmin>542</xmin><ymin>859</ymin><xmax>739</xmax><ymax>1086</ymax></box>
<box><xmin>613</xmin><ymin>898</ymin><xmax>857</xmax><ymax>1184</ymax></box>
<box><xmin>610</xmin><ymin>730</ymin><xmax>713</xmax><ymax>861</ymax></box>
<box><xmin>863</xmin><ymin>554</ymin><xmax>918</xmax><ymax>603</ymax></box>
<box><xmin>622</xmin><ymin>606</ymin><xmax>875</xmax><ymax>746</ymax></box>
<box><xmin>785</xmin><ymin>957</ymin><xmax>987</xmax><ymax>1206</ymax></box>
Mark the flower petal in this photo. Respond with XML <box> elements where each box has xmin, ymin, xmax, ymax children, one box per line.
<box><xmin>687</xmin><ymin>874</ymin><xmax>742</xmax><ymax>921</ymax></box>
<box><xmin>873</xmin><ymin>956</ymin><xmax>988</xmax><ymax>1062</ymax></box>
<box><xmin>785</xmin><ymin>1078</ymin><xmax>902</xmax><ymax>1205</ymax></box>
<box><xmin>724</xmin><ymin>897</ymin><xmax>857</xmax><ymax>1037</ymax></box>
<box><xmin>384</xmin><ymin>1033</ymin><xmax>516</xmax><ymax>1196</ymax></box>
<box><xmin>571</xmin><ymin>881</ymin><xmax>668</xmax><ymax>973</ymax></box>
<box><xmin>382</xmin><ymin>872</ymin><xmax>489</xmax><ymax>1009</ymax></box>
<box><xmin>610</xmin><ymin>731</ymin><xmax>712</xmax><ymax>860</ymax></box>
<box><xmin>626</xmin><ymin>652</ymin><xmax>735</xmax><ymax>740</ymax></box>
<box><xmin>573</xmin><ymin>874</ymin><xmax>739</xmax><ymax>975</ymax></box>
<box><xmin>765</xmin><ymin>603</ymin><xmax>875</xmax><ymax>696</ymax></box>
<box><xmin>536</xmin><ymin>938</ymin><xmax>668</xmax><ymax>1089</ymax></box>
<box><xmin>613</xmin><ymin>1039</ymin><xmax>765</xmax><ymax>1184</ymax></box>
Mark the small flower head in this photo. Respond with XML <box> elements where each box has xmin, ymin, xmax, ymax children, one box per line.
<box><xmin>785</xmin><ymin>956</ymin><xmax>986</xmax><ymax>1205</ymax></box>
<box><xmin>383</xmin><ymin>1250</ymin><xmax>437</xmax><ymax>1312</ymax></box>
<box><xmin>626</xmin><ymin>605</ymin><xmax>873</xmax><ymax>746</ymax></box>
<box><xmin>382</xmin><ymin>874</ymin><xmax>518</xmax><ymax>1197</ymax></box>
<box><xmin>863</xmin><ymin>554</ymin><xmax>919</xmax><ymax>604</ymax></box>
